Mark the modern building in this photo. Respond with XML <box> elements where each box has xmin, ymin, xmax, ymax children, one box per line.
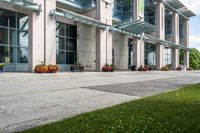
<box><xmin>0</xmin><ymin>0</ymin><xmax>196</xmax><ymax>72</ymax></box>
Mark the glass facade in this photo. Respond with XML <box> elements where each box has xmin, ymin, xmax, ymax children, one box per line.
<box><xmin>0</xmin><ymin>9</ymin><xmax>28</xmax><ymax>64</ymax></box>
<box><xmin>112</xmin><ymin>0</ymin><xmax>133</xmax><ymax>20</ymax></box>
<box><xmin>165</xmin><ymin>9</ymin><xmax>173</xmax><ymax>37</ymax></box>
<box><xmin>179</xmin><ymin>16</ymin><xmax>185</xmax><ymax>44</ymax></box>
<box><xmin>164</xmin><ymin>48</ymin><xmax>172</xmax><ymax>66</ymax></box>
<box><xmin>56</xmin><ymin>22</ymin><xmax>77</xmax><ymax>65</ymax></box>
<box><xmin>144</xmin><ymin>0</ymin><xmax>156</xmax><ymax>25</ymax></box>
<box><xmin>144</xmin><ymin>43</ymin><xmax>156</xmax><ymax>67</ymax></box>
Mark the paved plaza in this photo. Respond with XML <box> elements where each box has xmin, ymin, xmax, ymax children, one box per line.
<box><xmin>0</xmin><ymin>71</ymin><xmax>200</xmax><ymax>132</ymax></box>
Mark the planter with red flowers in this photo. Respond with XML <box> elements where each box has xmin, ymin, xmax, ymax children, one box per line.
<box><xmin>138</xmin><ymin>65</ymin><xmax>149</xmax><ymax>71</ymax></box>
<box><xmin>102</xmin><ymin>64</ymin><xmax>116</xmax><ymax>72</ymax></box>
<box><xmin>34</xmin><ymin>61</ymin><xmax>59</xmax><ymax>73</ymax></box>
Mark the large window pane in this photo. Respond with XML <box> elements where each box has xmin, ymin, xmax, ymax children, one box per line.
<box><xmin>56</xmin><ymin>37</ymin><xmax>65</xmax><ymax>50</ymax></box>
<box><xmin>17</xmin><ymin>14</ymin><xmax>28</xmax><ymax>30</ymax></box>
<box><xmin>10</xmin><ymin>29</ymin><xmax>17</xmax><ymax>45</ymax></box>
<box><xmin>56</xmin><ymin>22</ymin><xmax>77</xmax><ymax>65</ymax></box>
<box><xmin>0</xmin><ymin>9</ymin><xmax>8</xmax><ymax>27</ymax></box>
<box><xmin>56</xmin><ymin>23</ymin><xmax>65</xmax><ymax>36</ymax></box>
<box><xmin>0</xmin><ymin>46</ymin><xmax>16</xmax><ymax>63</ymax></box>
<box><xmin>145</xmin><ymin>43</ymin><xmax>156</xmax><ymax>67</ymax></box>
<box><xmin>17</xmin><ymin>47</ymin><xmax>28</xmax><ymax>63</ymax></box>
<box><xmin>66</xmin><ymin>39</ymin><xmax>76</xmax><ymax>51</ymax></box>
<box><xmin>66</xmin><ymin>52</ymin><xmax>76</xmax><ymax>64</ymax></box>
<box><xmin>56</xmin><ymin>50</ymin><xmax>65</xmax><ymax>64</ymax></box>
<box><xmin>0</xmin><ymin>27</ymin><xmax>8</xmax><ymax>45</ymax></box>
<box><xmin>66</xmin><ymin>25</ymin><xmax>77</xmax><ymax>38</ymax></box>
<box><xmin>17</xmin><ymin>30</ymin><xmax>28</xmax><ymax>47</ymax></box>
<box><xmin>0</xmin><ymin>8</ymin><xmax>29</xmax><ymax>65</ymax></box>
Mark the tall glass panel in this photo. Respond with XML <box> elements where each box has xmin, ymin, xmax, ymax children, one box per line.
<box><xmin>56</xmin><ymin>22</ymin><xmax>77</xmax><ymax>65</ymax></box>
<box><xmin>145</xmin><ymin>43</ymin><xmax>156</xmax><ymax>67</ymax></box>
<box><xmin>144</xmin><ymin>0</ymin><xmax>156</xmax><ymax>25</ymax></box>
<box><xmin>164</xmin><ymin>48</ymin><xmax>172</xmax><ymax>66</ymax></box>
<box><xmin>165</xmin><ymin>9</ymin><xmax>173</xmax><ymax>38</ymax></box>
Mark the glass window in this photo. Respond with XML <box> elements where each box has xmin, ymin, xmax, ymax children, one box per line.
<box><xmin>56</xmin><ymin>23</ymin><xmax>65</xmax><ymax>36</ymax></box>
<box><xmin>0</xmin><ymin>8</ymin><xmax>29</xmax><ymax>65</ymax></box>
<box><xmin>144</xmin><ymin>43</ymin><xmax>156</xmax><ymax>67</ymax></box>
<box><xmin>66</xmin><ymin>52</ymin><xmax>76</xmax><ymax>64</ymax></box>
<box><xmin>9</xmin><ymin>29</ymin><xmax>17</xmax><ymax>45</ymax></box>
<box><xmin>66</xmin><ymin>39</ymin><xmax>76</xmax><ymax>51</ymax></box>
<box><xmin>17</xmin><ymin>30</ymin><xmax>28</xmax><ymax>47</ymax></box>
<box><xmin>17</xmin><ymin>14</ymin><xmax>28</xmax><ymax>30</ymax></box>
<box><xmin>56</xmin><ymin>50</ymin><xmax>65</xmax><ymax>64</ymax></box>
<box><xmin>56</xmin><ymin>37</ymin><xmax>65</xmax><ymax>50</ymax></box>
<box><xmin>164</xmin><ymin>48</ymin><xmax>172</xmax><ymax>66</ymax></box>
<box><xmin>17</xmin><ymin>47</ymin><xmax>28</xmax><ymax>63</ymax></box>
<box><xmin>56</xmin><ymin>22</ymin><xmax>77</xmax><ymax>65</ymax></box>
<box><xmin>0</xmin><ymin>46</ymin><xmax>16</xmax><ymax>63</ymax></box>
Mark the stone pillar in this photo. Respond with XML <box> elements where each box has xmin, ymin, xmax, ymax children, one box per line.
<box><xmin>44</xmin><ymin>0</ymin><xmax>56</xmax><ymax>65</ymax></box>
<box><xmin>133</xmin><ymin>39</ymin><xmax>144</xmax><ymax>69</ymax></box>
<box><xmin>156</xmin><ymin>0</ymin><xmax>165</xmax><ymax>70</ymax></box>
<box><xmin>29</xmin><ymin>0</ymin><xmax>44</xmax><ymax>72</ymax></box>
<box><xmin>96</xmin><ymin>0</ymin><xmax>112</xmax><ymax>71</ymax></box>
<box><xmin>132</xmin><ymin>0</ymin><xmax>145</xmax><ymax>69</ymax></box>
<box><xmin>184</xmin><ymin>20</ymin><xmax>189</xmax><ymax>68</ymax></box>
<box><xmin>172</xmin><ymin>12</ymin><xmax>179</xmax><ymax>69</ymax></box>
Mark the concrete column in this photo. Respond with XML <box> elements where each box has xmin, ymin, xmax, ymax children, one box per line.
<box><xmin>132</xmin><ymin>0</ymin><xmax>144</xmax><ymax>69</ymax></box>
<box><xmin>133</xmin><ymin>39</ymin><xmax>144</xmax><ymax>69</ymax></box>
<box><xmin>184</xmin><ymin>20</ymin><xmax>189</xmax><ymax>68</ymax></box>
<box><xmin>29</xmin><ymin>0</ymin><xmax>44</xmax><ymax>72</ymax></box>
<box><xmin>96</xmin><ymin>0</ymin><xmax>112</xmax><ymax>71</ymax></box>
<box><xmin>156</xmin><ymin>0</ymin><xmax>165</xmax><ymax>70</ymax></box>
<box><xmin>44</xmin><ymin>0</ymin><xmax>56</xmax><ymax>65</ymax></box>
<box><xmin>172</xmin><ymin>12</ymin><xmax>180</xmax><ymax>69</ymax></box>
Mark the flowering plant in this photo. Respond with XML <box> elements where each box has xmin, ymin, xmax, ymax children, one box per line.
<box><xmin>34</xmin><ymin>61</ymin><xmax>58</xmax><ymax>73</ymax></box>
<box><xmin>47</xmin><ymin>65</ymin><xmax>59</xmax><ymax>73</ymax></box>
<box><xmin>138</xmin><ymin>65</ymin><xmax>149</xmax><ymax>71</ymax></box>
<box><xmin>102</xmin><ymin>63</ymin><xmax>115</xmax><ymax>72</ymax></box>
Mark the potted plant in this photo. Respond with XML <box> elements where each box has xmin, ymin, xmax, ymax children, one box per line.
<box><xmin>47</xmin><ymin>64</ymin><xmax>59</xmax><ymax>73</ymax></box>
<box><xmin>34</xmin><ymin>61</ymin><xmax>59</xmax><ymax>73</ymax></box>
<box><xmin>102</xmin><ymin>63</ymin><xmax>115</xmax><ymax>72</ymax></box>
<box><xmin>0</xmin><ymin>63</ymin><xmax>5</xmax><ymax>72</ymax></box>
<box><xmin>161</xmin><ymin>65</ymin><xmax>170</xmax><ymax>71</ymax></box>
<box><xmin>71</xmin><ymin>62</ymin><xmax>84</xmax><ymax>72</ymax></box>
<box><xmin>176</xmin><ymin>66</ymin><xmax>183</xmax><ymax>71</ymax></box>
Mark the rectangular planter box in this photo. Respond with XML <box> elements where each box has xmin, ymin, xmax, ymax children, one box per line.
<box><xmin>70</xmin><ymin>66</ymin><xmax>84</xmax><ymax>72</ymax></box>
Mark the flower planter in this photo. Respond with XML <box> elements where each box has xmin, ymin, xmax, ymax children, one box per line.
<box><xmin>71</xmin><ymin>66</ymin><xmax>84</xmax><ymax>72</ymax></box>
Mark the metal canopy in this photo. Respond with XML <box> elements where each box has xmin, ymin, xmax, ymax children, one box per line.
<box><xmin>0</xmin><ymin>0</ymin><xmax>42</xmax><ymax>13</ymax></box>
<box><xmin>178</xmin><ymin>7</ymin><xmax>196</xmax><ymax>18</ymax></box>
<box><xmin>165</xmin><ymin>0</ymin><xmax>185</xmax><ymax>9</ymax></box>
<box><xmin>145</xmin><ymin>34</ymin><xmax>188</xmax><ymax>50</ymax></box>
<box><xmin>50</xmin><ymin>9</ymin><xmax>109</xmax><ymax>29</ymax></box>
<box><xmin>117</xmin><ymin>20</ymin><xmax>157</xmax><ymax>34</ymax></box>
<box><xmin>163</xmin><ymin>0</ymin><xmax>196</xmax><ymax>19</ymax></box>
<box><xmin>56</xmin><ymin>0</ymin><xmax>96</xmax><ymax>11</ymax></box>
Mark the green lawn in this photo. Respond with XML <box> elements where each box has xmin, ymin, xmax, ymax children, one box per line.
<box><xmin>20</xmin><ymin>83</ymin><xmax>200</xmax><ymax>133</ymax></box>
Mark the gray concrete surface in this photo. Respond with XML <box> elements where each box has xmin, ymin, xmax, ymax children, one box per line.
<box><xmin>0</xmin><ymin>71</ymin><xmax>200</xmax><ymax>132</ymax></box>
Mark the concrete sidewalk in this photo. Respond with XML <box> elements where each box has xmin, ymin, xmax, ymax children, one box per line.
<box><xmin>0</xmin><ymin>71</ymin><xmax>200</xmax><ymax>132</ymax></box>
